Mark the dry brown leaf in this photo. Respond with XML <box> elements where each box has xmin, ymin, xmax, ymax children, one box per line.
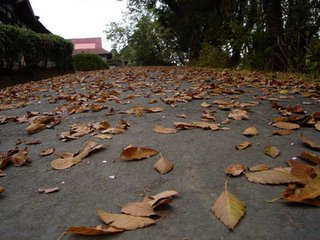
<box><xmin>39</xmin><ymin>148</ymin><xmax>54</xmax><ymax>156</ymax></box>
<box><xmin>225</xmin><ymin>163</ymin><xmax>246</xmax><ymax>176</ymax></box>
<box><xmin>264</xmin><ymin>145</ymin><xmax>280</xmax><ymax>158</ymax></box>
<box><xmin>315</xmin><ymin>121</ymin><xmax>320</xmax><ymax>131</ymax></box>
<box><xmin>174</xmin><ymin>121</ymin><xmax>195</xmax><ymax>129</ymax></box>
<box><xmin>299</xmin><ymin>151</ymin><xmax>320</xmax><ymax>165</ymax></box>
<box><xmin>102</xmin><ymin>128</ymin><xmax>125</xmax><ymax>134</ymax></box>
<box><xmin>38</xmin><ymin>186</ymin><xmax>59</xmax><ymax>194</ymax></box>
<box><xmin>96</xmin><ymin>209</ymin><xmax>155</xmax><ymax>230</ymax></box>
<box><xmin>201</xmin><ymin>102</ymin><xmax>212</xmax><ymax>108</ymax></box>
<box><xmin>95</xmin><ymin>134</ymin><xmax>113</xmax><ymax>140</ymax></box>
<box><xmin>246</xmin><ymin>169</ymin><xmax>301</xmax><ymax>184</ymax></box>
<box><xmin>249</xmin><ymin>163</ymin><xmax>269</xmax><ymax>172</ymax></box>
<box><xmin>0</xmin><ymin>186</ymin><xmax>4</xmax><ymax>193</ymax></box>
<box><xmin>66</xmin><ymin>225</ymin><xmax>124</xmax><ymax>235</ymax></box>
<box><xmin>287</xmin><ymin>160</ymin><xmax>314</xmax><ymax>180</ymax></box>
<box><xmin>282</xmin><ymin>176</ymin><xmax>320</xmax><ymax>203</ymax></box>
<box><xmin>228</xmin><ymin>109</ymin><xmax>249</xmax><ymax>120</ymax></box>
<box><xmin>300</xmin><ymin>135</ymin><xmax>320</xmax><ymax>151</ymax></box>
<box><xmin>51</xmin><ymin>141</ymin><xmax>104</xmax><ymax>170</ymax></box>
<box><xmin>193</xmin><ymin>122</ymin><xmax>220</xmax><ymax>131</ymax></box>
<box><xmin>26</xmin><ymin>122</ymin><xmax>46</xmax><ymax>134</ymax></box>
<box><xmin>242</xmin><ymin>127</ymin><xmax>258</xmax><ymax>137</ymax></box>
<box><xmin>154</xmin><ymin>154</ymin><xmax>174</xmax><ymax>174</ymax></box>
<box><xmin>120</xmin><ymin>146</ymin><xmax>159</xmax><ymax>161</ymax></box>
<box><xmin>153</xmin><ymin>125</ymin><xmax>178</xmax><ymax>134</ymax></box>
<box><xmin>0</xmin><ymin>170</ymin><xmax>6</xmax><ymax>177</ymax></box>
<box><xmin>91</xmin><ymin>104</ymin><xmax>105</xmax><ymax>112</ymax></box>
<box><xmin>93</xmin><ymin>121</ymin><xmax>110</xmax><ymax>130</ymax></box>
<box><xmin>236</xmin><ymin>141</ymin><xmax>251</xmax><ymax>150</ymax></box>
<box><xmin>271</xmin><ymin>129</ymin><xmax>292</xmax><ymax>136</ymax></box>
<box><xmin>146</xmin><ymin>190</ymin><xmax>178</xmax><ymax>208</ymax></box>
<box><xmin>11</xmin><ymin>149</ymin><xmax>29</xmax><ymax>167</ymax></box>
<box><xmin>121</xmin><ymin>202</ymin><xmax>156</xmax><ymax>217</ymax></box>
<box><xmin>272</xmin><ymin>122</ymin><xmax>300</xmax><ymax>130</ymax></box>
<box><xmin>212</xmin><ymin>186</ymin><xmax>245</xmax><ymax>229</ymax></box>
<box><xmin>144</xmin><ymin>107</ymin><xmax>163</xmax><ymax>113</ymax></box>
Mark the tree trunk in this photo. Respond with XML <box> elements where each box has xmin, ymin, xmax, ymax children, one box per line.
<box><xmin>262</xmin><ymin>0</ymin><xmax>286</xmax><ymax>71</ymax></box>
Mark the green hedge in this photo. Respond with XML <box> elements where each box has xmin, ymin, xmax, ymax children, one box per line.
<box><xmin>0</xmin><ymin>24</ymin><xmax>73</xmax><ymax>74</ymax></box>
<box><xmin>73</xmin><ymin>53</ymin><xmax>109</xmax><ymax>71</ymax></box>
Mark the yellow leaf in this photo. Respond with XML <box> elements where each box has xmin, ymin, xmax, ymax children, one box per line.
<box><xmin>212</xmin><ymin>186</ymin><xmax>245</xmax><ymax>229</ymax></box>
<box><xmin>264</xmin><ymin>145</ymin><xmax>280</xmax><ymax>158</ymax></box>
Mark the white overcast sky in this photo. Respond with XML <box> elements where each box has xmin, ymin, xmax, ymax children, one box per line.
<box><xmin>29</xmin><ymin>0</ymin><xmax>128</xmax><ymax>50</ymax></box>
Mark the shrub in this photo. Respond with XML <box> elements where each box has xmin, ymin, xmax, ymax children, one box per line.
<box><xmin>193</xmin><ymin>43</ymin><xmax>231</xmax><ymax>69</ymax></box>
<box><xmin>0</xmin><ymin>23</ymin><xmax>73</xmax><ymax>74</ymax></box>
<box><xmin>72</xmin><ymin>53</ymin><xmax>109</xmax><ymax>71</ymax></box>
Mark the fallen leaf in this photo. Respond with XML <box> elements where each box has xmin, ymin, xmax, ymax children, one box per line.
<box><xmin>11</xmin><ymin>149</ymin><xmax>29</xmax><ymax>166</ymax></box>
<box><xmin>153</xmin><ymin>125</ymin><xmax>178</xmax><ymax>134</ymax></box>
<box><xmin>154</xmin><ymin>154</ymin><xmax>174</xmax><ymax>174</ymax></box>
<box><xmin>51</xmin><ymin>141</ymin><xmax>104</xmax><ymax>170</ymax></box>
<box><xmin>287</xmin><ymin>159</ymin><xmax>315</xmax><ymax>180</ymax></box>
<box><xmin>271</xmin><ymin>129</ymin><xmax>292</xmax><ymax>136</ymax></box>
<box><xmin>121</xmin><ymin>202</ymin><xmax>156</xmax><ymax>217</ymax></box>
<box><xmin>96</xmin><ymin>209</ymin><xmax>155</xmax><ymax>230</ymax></box>
<box><xmin>120</xmin><ymin>146</ymin><xmax>159</xmax><ymax>161</ymax></box>
<box><xmin>95</xmin><ymin>134</ymin><xmax>113</xmax><ymax>140</ymax></box>
<box><xmin>298</xmin><ymin>151</ymin><xmax>320</xmax><ymax>165</ymax></box>
<box><xmin>282</xmin><ymin>176</ymin><xmax>320</xmax><ymax>203</ymax></box>
<box><xmin>0</xmin><ymin>170</ymin><xmax>6</xmax><ymax>177</ymax></box>
<box><xmin>246</xmin><ymin>169</ymin><xmax>301</xmax><ymax>184</ymax></box>
<box><xmin>264</xmin><ymin>145</ymin><xmax>280</xmax><ymax>158</ymax></box>
<box><xmin>91</xmin><ymin>104</ymin><xmax>105</xmax><ymax>112</ymax></box>
<box><xmin>249</xmin><ymin>163</ymin><xmax>269</xmax><ymax>172</ymax></box>
<box><xmin>38</xmin><ymin>186</ymin><xmax>59</xmax><ymax>194</ymax></box>
<box><xmin>39</xmin><ymin>148</ymin><xmax>54</xmax><ymax>156</ymax></box>
<box><xmin>225</xmin><ymin>163</ymin><xmax>246</xmax><ymax>176</ymax></box>
<box><xmin>212</xmin><ymin>184</ymin><xmax>245</xmax><ymax>229</ymax></box>
<box><xmin>315</xmin><ymin>121</ymin><xmax>320</xmax><ymax>131</ymax></box>
<box><xmin>146</xmin><ymin>190</ymin><xmax>178</xmax><ymax>208</ymax></box>
<box><xmin>300</xmin><ymin>135</ymin><xmax>320</xmax><ymax>151</ymax></box>
<box><xmin>272</xmin><ymin>122</ymin><xmax>300</xmax><ymax>130</ymax></box>
<box><xmin>236</xmin><ymin>141</ymin><xmax>251</xmax><ymax>150</ymax></box>
<box><xmin>0</xmin><ymin>186</ymin><xmax>4</xmax><ymax>193</ymax></box>
<box><xmin>242</xmin><ymin>127</ymin><xmax>258</xmax><ymax>137</ymax></box>
<box><xmin>201</xmin><ymin>102</ymin><xmax>212</xmax><ymax>108</ymax></box>
<box><xmin>102</xmin><ymin>128</ymin><xmax>125</xmax><ymax>134</ymax></box>
<box><xmin>228</xmin><ymin>109</ymin><xmax>249</xmax><ymax>120</ymax></box>
<box><xmin>26</xmin><ymin>122</ymin><xmax>46</xmax><ymax>134</ymax></box>
<box><xmin>174</xmin><ymin>121</ymin><xmax>195</xmax><ymax>129</ymax></box>
<box><xmin>24</xmin><ymin>139</ymin><xmax>41</xmax><ymax>145</ymax></box>
<box><xmin>66</xmin><ymin>225</ymin><xmax>124</xmax><ymax>235</ymax></box>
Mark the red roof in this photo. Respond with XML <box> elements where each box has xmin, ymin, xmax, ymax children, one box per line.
<box><xmin>70</xmin><ymin>38</ymin><xmax>110</xmax><ymax>55</ymax></box>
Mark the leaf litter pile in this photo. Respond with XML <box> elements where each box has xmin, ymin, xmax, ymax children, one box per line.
<box><xmin>0</xmin><ymin>66</ymin><xmax>320</xmax><ymax>237</ymax></box>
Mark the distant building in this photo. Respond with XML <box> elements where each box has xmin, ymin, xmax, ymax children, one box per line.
<box><xmin>70</xmin><ymin>38</ymin><xmax>112</xmax><ymax>60</ymax></box>
<box><xmin>0</xmin><ymin>0</ymin><xmax>50</xmax><ymax>33</ymax></box>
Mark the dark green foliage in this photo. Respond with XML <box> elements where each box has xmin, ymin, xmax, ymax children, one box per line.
<box><xmin>119</xmin><ymin>0</ymin><xmax>320</xmax><ymax>75</ymax></box>
<box><xmin>72</xmin><ymin>53</ymin><xmax>109</xmax><ymax>71</ymax></box>
<box><xmin>0</xmin><ymin>24</ymin><xmax>73</xmax><ymax>74</ymax></box>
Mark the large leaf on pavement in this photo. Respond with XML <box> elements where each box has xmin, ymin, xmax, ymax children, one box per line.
<box><xmin>51</xmin><ymin>141</ymin><xmax>104</xmax><ymax>170</ymax></box>
<box><xmin>96</xmin><ymin>209</ymin><xmax>155</xmax><ymax>230</ymax></box>
<box><xmin>300</xmin><ymin>135</ymin><xmax>320</xmax><ymax>151</ymax></box>
<box><xmin>211</xmin><ymin>188</ymin><xmax>245</xmax><ymax>229</ymax></box>
<box><xmin>246</xmin><ymin>169</ymin><xmax>301</xmax><ymax>185</ymax></box>
<box><xmin>66</xmin><ymin>225</ymin><xmax>123</xmax><ymax>235</ymax></box>
<box><xmin>120</xmin><ymin>146</ymin><xmax>159</xmax><ymax>161</ymax></box>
